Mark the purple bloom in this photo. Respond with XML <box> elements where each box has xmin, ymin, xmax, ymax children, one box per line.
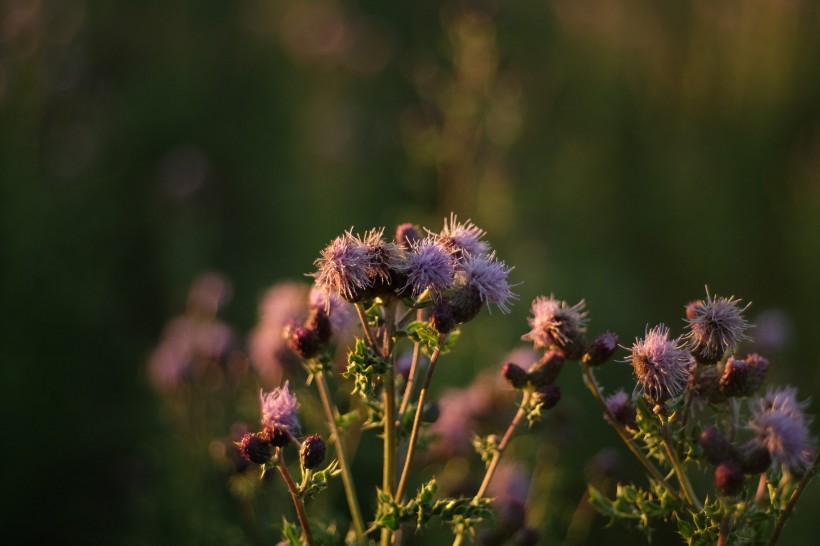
<box><xmin>627</xmin><ymin>324</ymin><xmax>693</xmax><ymax>403</ymax></box>
<box><xmin>249</xmin><ymin>282</ymin><xmax>308</xmax><ymax>387</ymax></box>
<box><xmin>521</xmin><ymin>295</ymin><xmax>588</xmax><ymax>350</ymax></box>
<box><xmin>312</xmin><ymin>231</ymin><xmax>373</xmax><ymax>301</ymax></box>
<box><xmin>309</xmin><ymin>284</ymin><xmax>354</xmax><ymax>337</ymax></box>
<box><xmin>434</xmin><ymin>213</ymin><xmax>491</xmax><ymax>260</ymax></box>
<box><xmin>260</xmin><ymin>381</ymin><xmax>300</xmax><ymax>433</ymax></box>
<box><xmin>604</xmin><ymin>390</ymin><xmax>637</xmax><ymax>429</ymax></box>
<box><xmin>458</xmin><ymin>252</ymin><xmax>517</xmax><ymax>313</ymax></box>
<box><xmin>747</xmin><ymin>386</ymin><xmax>813</xmax><ymax>473</ymax></box>
<box><xmin>685</xmin><ymin>289</ymin><xmax>751</xmax><ymax>364</ymax></box>
<box><xmin>399</xmin><ymin>237</ymin><xmax>455</xmax><ymax>297</ymax></box>
<box><xmin>362</xmin><ymin>227</ymin><xmax>405</xmax><ymax>282</ymax></box>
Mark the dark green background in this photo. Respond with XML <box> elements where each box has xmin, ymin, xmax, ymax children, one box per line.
<box><xmin>2</xmin><ymin>0</ymin><xmax>819</xmax><ymax>543</ymax></box>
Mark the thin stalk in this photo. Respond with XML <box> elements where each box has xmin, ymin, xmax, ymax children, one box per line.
<box><xmin>381</xmin><ymin>300</ymin><xmax>398</xmax><ymax>546</ymax></box>
<box><xmin>767</xmin><ymin>451</ymin><xmax>820</xmax><ymax>546</ymax></box>
<box><xmin>315</xmin><ymin>371</ymin><xmax>366</xmax><ymax>545</ymax></box>
<box><xmin>717</xmin><ymin>513</ymin><xmax>732</xmax><ymax>546</ymax></box>
<box><xmin>580</xmin><ymin>364</ymin><xmax>677</xmax><ymax>496</ymax></box>
<box><xmin>398</xmin><ymin>309</ymin><xmax>424</xmax><ymax>418</ymax></box>
<box><xmin>394</xmin><ymin>338</ymin><xmax>444</xmax><ymax>503</ymax></box>
<box><xmin>354</xmin><ymin>302</ymin><xmax>379</xmax><ymax>351</ymax></box>
<box><xmin>755</xmin><ymin>473</ymin><xmax>769</xmax><ymax>507</ymax></box>
<box><xmin>398</xmin><ymin>288</ymin><xmax>430</xmax><ymax>325</ymax></box>
<box><xmin>661</xmin><ymin>425</ymin><xmax>702</xmax><ymax>510</ymax></box>
<box><xmin>276</xmin><ymin>449</ymin><xmax>316</xmax><ymax>546</ymax></box>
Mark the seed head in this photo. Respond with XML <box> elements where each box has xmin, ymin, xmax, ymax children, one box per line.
<box><xmin>400</xmin><ymin>237</ymin><xmax>456</xmax><ymax>298</ymax></box>
<box><xmin>744</xmin><ymin>353</ymin><xmax>770</xmax><ymax>394</ymax></box>
<box><xmin>720</xmin><ymin>356</ymin><xmax>749</xmax><ymax>397</ymax></box>
<box><xmin>502</xmin><ymin>362</ymin><xmax>529</xmax><ymax>389</ymax></box>
<box><xmin>685</xmin><ymin>289</ymin><xmax>751</xmax><ymax>365</ymax></box>
<box><xmin>746</xmin><ymin>386</ymin><xmax>813</xmax><ymax>473</ymax></box>
<box><xmin>312</xmin><ymin>231</ymin><xmax>373</xmax><ymax>302</ymax></box>
<box><xmin>627</xmin><ymin>324</ymin><xmax>693</xmax><ymax>403</ymax></box>
<box><xmin>260</xmin><ymin>382</ymin><xmax>300</xmax><ymax>434</ymax></box>
<box><xmin>459</xmin><ymin>252</ymin><xmax>517</xmax><ymax>314</ymax></box>
<box><xmin>521</xmin><ymin>295</ymin><xmax>588</xmax><ymax>353</ymax></box>
<box><xmin>583</xmin><ymin>332</ymin><xmax>619</xmax><ymax>367</ymax></box>
<box><xmin>300</xmin><ymin>434</ymin><xmax>327</xmax><ymax>470</ymax></box>
<box><xmin>285</xmin><ymin>323</ymin><xmax>321</xmax><ymax>359</ymax></box>
<box><xmin>604</xmin><ymin>390</ymin><xmax>637</xmax><ymax>430</ymax></box>
<box><xmin>435</xmin><ymin>213</ymin><xmax>491</xmax><ymax>260</ymax></box>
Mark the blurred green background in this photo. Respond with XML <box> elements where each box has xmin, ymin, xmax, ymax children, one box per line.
<box><xmin>3</xmin><ymin>0</ymin><xmax>820</xmax><ymax>544</ymax></box>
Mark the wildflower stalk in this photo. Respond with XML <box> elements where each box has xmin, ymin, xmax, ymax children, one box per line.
<box><xmin>314</xmin><ymin>371</ymin><xmax>366</xmax><ymax>545</ymax></box>
<box><xmin>276</xmin><ymin>448</ymin><xmax>316</xmax><ymax>546</ymax></box>
<box><xmin>354</xmin><ymin>302</ymin><xmax>378</xmax><ymax>351</ymax></box>
<box><xmin>398</xmin><ymin>288</ymin><xmax>430</xmax><ymax>325</ymax></box>
<box><xmin>451</xmin><ymin>391</ymin><xmax>531</xmax><ymax>546</ymax></box>
<box><xmin>767</xmin><ymin>450</ymin><xmax>820</xmax><ymax>546</ymax></box>
<box><xmin>717</xmin><ymin>512</ymin><xmax>733</xmax><ymax>546</ymax></box>
<box><xmin>660</xmin><ymin>423</ymin><xmax>702</xmax><ymax>510</ymax></box>
<box><xmin>580</xmin><ymin>363</ymin><xmax>676</xmax><ymax>496</ymax></box>
<box><xmin>394</xmin><ymin>337</ymin><xmax>444</xmax><ymax>503</ymax></box>
<box><xmin>381</xmin><ymin>300</ymin><xmax>399</xmax><ymax>546</ymax></box>
<box><xmin>398</xmin><ymin>309</ymin><xmax>424</xmax><ymax>418</ymax></box>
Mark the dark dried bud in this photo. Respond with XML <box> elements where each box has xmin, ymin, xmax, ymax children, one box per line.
<box><xmin>714</xmin><ymin>460</ymin><xmax>744</xmax><ymax>496</ymax></box>
<box><xmin>422</xmin><ymin>401</ymin><xmax>440</xmax><ymax>423</ymax></box>
<box><xmin>502</xmin><ymin>362</ymin><xmax>529</xmax><ymax>389</ymax></box>
<box><xmin>450</xmin><ymin>283</ymin><xmax>483</xmax><ymax>324</ymax></box>
<box><xmin>238</xmin><ymin>432</ymin><xmax>273</xmax><ymax>464</ymax></box>
<box><xmin>535</xmin><ymin>384</ymin><xmax>561</xmax><ymax>410</ymax></box>
<box><xmin>430</xmin><ymin>300</ymin><xmax>455</xmax><ymax>334</ymax></box>
<box><xmin>720</xmin><ymin>357</ymin><xmax>749</xmax><ymax>397</ymax></box>
<box><xmin>691</xmin><ymin>366</ymin><xmax>727</xmax><ymax>404</ymax></box>
<box><xmin>300</xmin><ymin>434</ymin><xmax>327</xmax><ymax>470</ymax></box>
<box><xmin>557</xmin><ymin>330</ymin><xmax>587</xmax><ymax>361</ymax></box>
<box><xmin>305</xmin><ymin>307</ymin><xmax>332</xmax><ymax>344</ymax></box>
<box><xmin>699</xmin><ymin>426</ymin><xmax>732</xmax><ymax>464</ymax></box>
<box><xmin>740</xmin><ymin>444</ymin><xmax>772</xmax><ymax>474</ymax></box>
<box><xmin>527</xmin><ymin>350</ymin><xmax>565</xmax><ymax>387</ymax></box>
<box><xmin>605</xmin><ymin>391</ymin><xmax>637</xmax><ymax>431</ymax></box>
<box><xmin>744</xmin><ymin>353</ymin><xmax>769</xmax><ymax>394</ymax></box>
<box><xmin>513</xmin><ymin>528</ymin><xmax>540</xmax><ymax>546</ymax></box>
<box><xmin>583</xmin><ymin>332</ymin><xmax>619</xmax><ymax>366</ymax></box>
<box><xmin>395</xmin><ymin>223</ymin><xmax>422</xmax><ymax>248</ymax></box>
<box><xmin>262</xmin><ymin>424</ymin><xmax>291</xmax><ymax>448</ymax></box>
<box><xmin>286</xmin><ymin>324</ymin><xmax>321</xmax><ymax>359</ymax></box>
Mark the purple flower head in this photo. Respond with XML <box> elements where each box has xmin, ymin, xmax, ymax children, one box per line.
<box><xmin>521</xmin><ymin>295</ymin><xmax>588</xmax><ymax>350</ymax></box>
<box><xmin>399</xmin><ymin>236</ymin><xmax>456</xmax><ymax>298</ymax></box>
<box><xmin>747</xmin><ymin>386</ymin><xmax>813</xmax><ymax>473</ymax></box>
<box><xmin>362</xmin><ymin>227</ymin><xmax>405</xmax><ymax>282</ymax></box>
<box><xmin>685</xmin><ymin>288</ymin><xmax>751</xmax><ymax>364</ymax></box>
<box><xmin>627</xmin><ymin>324</ymin><xmax>693</xmax><ymax>403</ymax></box>
<box><xmin>309</xmin><ymin>284</ymin><xmax>354</xmax><ymax>337</ymax></box>
<box><xmin>458</xmin><ymin>252</ymin><xmax>517</xmax><ymax>313</ymax></box>
<box><xmin>312</xmin><ymin>230</ymin><xmax>374</xmax><ymax>302</ymax></box>
<box><xmin>260</xmin><ymin>381</ymin><xmax>300</xmax><ymax>433</ymax></box>
<box><xmin>605</xmin><ymin>389</ymin><xmax>637</xmax><ymax>430</ymax></box>
<box><xmin>249</xmin><ymin>282</ymin><xmax>308</xmax><ymax>387</ymax></box>
<box><xmin>434</xmin><ymin>213</ymin><xmax>491</xmax><ymax>260</ymax></box>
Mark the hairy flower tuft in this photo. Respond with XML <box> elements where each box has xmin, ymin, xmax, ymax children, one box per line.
<box><xmin>434</xmin><ymin>213</ymin><xmax>491</xmax><ymax>260</ymax></box>
<box><xmin>260</xmin><ymin>382</ymin><xmax>300</xmax><ymax>433</ymax></box>
<box><xmin>746</xmin><ymin>386</ymin><xmax>814</xmax><ymax>473</ymax></box>
<box><xmin>362</xmin><ymin>227</ymin><xmax>405</xmax><ymax>283</ymax></box>
<box><xmin>458</xmin><ymin>252</ymin><xmax>517</xmax><ymax>313</ymax></box>
<box><xmin>312</xmin><ymin>231</ymin><xmax>373</xmax><ymax>302</ymax></box>
<box><xmin>400</xmin><ymin>237</ymin><xmax>455</xmax><ymax>297</ymax></box>
<box><xmin>521</xmin><ymin>295</ymin><xmax>588</xmax><ymax>351</ymax></box>
<box><xmin>626</xmin><ymin>324</ymin><xmax>693</xmax><ymax>403</ymax></box>
<box><xmin>685</xmin><ymin>289</ymin><xmax>751</xmax><ymax>364</ymax></box>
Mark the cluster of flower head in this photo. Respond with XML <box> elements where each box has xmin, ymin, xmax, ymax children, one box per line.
<box><xmin>312</xmin><ymin>214</ymin><xmax>516</xmax><ymax>328</ymax></box>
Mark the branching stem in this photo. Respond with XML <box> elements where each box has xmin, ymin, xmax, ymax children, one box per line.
<box><xmin>276</xmin><ymin>449</ymin><xmax>316</xmax><ymax>546</ymax></box>
<box><xmin>768</xmin><ymin>450</ymin><xmax>820</xmax><ymax>546</ymax></box>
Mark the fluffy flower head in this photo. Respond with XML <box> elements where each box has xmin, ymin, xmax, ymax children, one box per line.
<box><xmin>362</xmin><ymin>227</ymin><xmax>404</xmax><ymax>282</ymax></box>
<box><xmin>686</xmin><ymin>288</ymin><xmax>751</xmax><ymax>364</ymax></box>
<box><xmin>747</xmin><ymin>386</ymin><xmax>813</xmax><ymax>473</ymax></box>
<box><xmin>312</xmin><ymin>231</ymin><xmax>373</xmax><ymax>301</ymax></box>
<box><xmin>458</xmin><ymin>252</ymin><xmax>517</xmax><ymax>313</ymax></box>
<box><xmin>627</xmin><ymin>324</ymin><xmax>693</xmax><ymax>403</ymax></box>
<box><xmin>435</xmin><ymin>213</ymin><xmax>491</xmax><ymax>260</ymax></box>
<box><xmin>400</xmin><ymin>237</ymin><xmax>456</xmax><ymax>297</ymax></box>
<box><xmin>521</xmin><ymin>295</ymin><xmax>588</xmax><ymax>350</ymax></box>
<box><xmin>260</xmin><ymin>381</ymin><xmax>300</xmax><ymax>433</ymax></box>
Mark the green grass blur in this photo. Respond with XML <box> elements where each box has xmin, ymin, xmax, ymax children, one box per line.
<box><xmin>2</xmin><ymin>0</ymin><xmax>820</xmax><ymax>544</ymax></box>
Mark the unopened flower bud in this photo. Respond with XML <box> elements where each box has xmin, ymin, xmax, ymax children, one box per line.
<box><xmin>286</xmin><ymin>323</ymin><xmax>321</xmax><ymax>359</ymax></box>
<box><xmin>535</xmin><ymin>384</ymin><xmax>561</xmax><ymax>410</ymax></box>
<box><xmin>430</xmin><ymin>300</ymin><xmax>455</xmax><ymax>334</ymax></box>
<box><xmin>744</xmin><ymin>354</ymin><xmax>769</xmax><ymax>394</ymax></box>
<box><xmin>300</xmin><ymin>434</ymin><xmax>327</xmax><ymax>470</ymax></box>
<box><xmin>691</xmin><ymin>367</ymin><xmax>726</xmax><ymax>404</ymax></box>
<box><xmin>699</xmin><ymin>426</ymin><xmax>732</xmax><ymax>464</ymax></box>
<box><xmin>583</xmin><ymin>332</ymin><xmax>619</xmax><ymax>366</ymax></box>
<box><xmin>395</xmin><ymin>223</ymin><xmax>422</xmax><ymax>248</ymax></box>
<box><xmin>238</xmin><ymin>432</ymin><xmax>273</xmax><ymax>465</ymax></box>
<box><xmin>720</xmin><ymin>357</ymin><xmax>749</xmax><ymax>397</ymax></box>
<box><xmin>502</xmin><ymin>362</ymin><xmax>529</xmax><ymax>389</ymax></box>
<box><xmin>450</xmin><ymin>283</ymin><xmax>483</xmax><ymax>324</ymax></box>
<box><xmin>422</xmin><ymin>401</ymin><xmax>440</xmax><ymax>423</ymax></box>
<box><xmin>714</xmin><ymin>460</ymin><xmax>744</xmax><ymax>496</ymax></box>
<box><xmin>305</xmin><ymin>307</ymin><xmax>332</xmax><ymax>344</ymax></box>
<box><xmin>262</xmin><ymin>424</ymin><xmax>291</xmax><ymax>448</ymax></box>
<box><xmin>527</xmin><ymin>350</ymin><xmax>565</xmax><ymax>388</ymax></box>
<box><xmin>740</xmin><ymin>444</ymin><xmax>772</xmax><ymax>474</ymax></box>
<box><xmin>604</xmin><ymin>391</ymin><xmax>637</xmax><ymax>431</ymax></box>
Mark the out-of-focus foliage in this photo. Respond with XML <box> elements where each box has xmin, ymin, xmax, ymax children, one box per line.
<box><xmin>2</xmin><ymin>0</ymin><xmax>820</xmax><ymax>544</ymax></box>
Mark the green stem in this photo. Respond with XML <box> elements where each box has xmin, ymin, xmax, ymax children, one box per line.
<box><xmin>381</xmin><ymin>300</ymin><xmax>398</xmax><ymax>546</ymax></box>
<box><xmin>314</xmin><ymin>371</ymin><xmax>366</xmax><ymax>545</ymax></box>
<box><xmin>768</xmin><ymin>451</ymin><xmax>820</xmax><ymax>546</ymax></box>
<box><xmin>580</xmin><ymin>364</ymin><xmax>677</xmax><ymax>497</ymax></box>
<box><xmin>354</xmin><ymin>302</ymin><xmax>379</xmax><ymax>351</ymax></box>
<box><xmin>394</xmin><ymin>338</ymin><xmax>444</xmax><ymax>504</ymax></box>
<box><xmin>661</xmin><ymin>424</ymin><xmax>702</xmax><ymax>510</ymax></box>
<box><xmin>276</xmin><ymin>449</ymin><xmax>316</xmax><ymax>546</ymax></box>
<box><xmin>398</xmin><ymin>309</ymin><xmax>424</xmax><ymax>419</ymax></box>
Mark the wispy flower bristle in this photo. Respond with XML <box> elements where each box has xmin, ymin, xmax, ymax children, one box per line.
<box><xmin>626</xmin><ymin>324</ymin><xmax>693</xmax><ymax>403</ymax></box>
